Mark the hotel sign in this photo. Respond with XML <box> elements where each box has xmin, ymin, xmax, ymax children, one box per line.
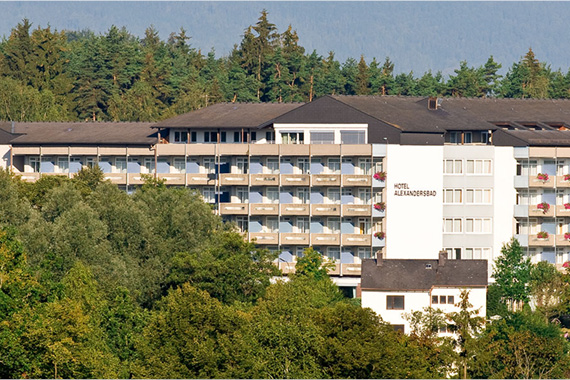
<box><xmin>393</xmin><ymin>183</ymin><xmax>437</xmax><ymax>197</ymax></box>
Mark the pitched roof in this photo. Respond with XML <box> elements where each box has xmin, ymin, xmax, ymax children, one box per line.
<box><xmin>361</xmin><ymin>258</ymin><xmax>488</xmax><ymax>291</ymax></box>
<box><xmin>153</xmin><ymin>102</ymin><xmax>304</xmax><ymax>129</ymax></box>
<box><xmin>494</xmin><ymin>129</ymin><xmax>570</xmax><ymax>146</ymax></box>
<box><xmin>4</xmin><ymin>122</ymin><xmax>156</xmax><ymax>145</ymax></box>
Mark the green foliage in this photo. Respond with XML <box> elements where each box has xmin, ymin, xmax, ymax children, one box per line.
<box><xmin>294</xmin><ymin>247</ymin><xmax>335</xmax><ymax>281</ymax></box>
<box><xmin>530</xmin><ymin>261</ymin><xmax>567</xmax><ymax>320</ymax></box>
<box><xmin>493</xmin><ymin>238</ymin><xmax>532</xmax><ymax>308</ymax></box>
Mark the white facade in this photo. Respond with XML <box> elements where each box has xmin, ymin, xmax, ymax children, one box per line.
<box><xmin>362</xmin><ymin>286</ymin><xmax>487</xmax><ymax>334</ymax></box>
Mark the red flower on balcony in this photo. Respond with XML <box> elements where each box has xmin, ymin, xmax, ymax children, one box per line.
<box><xmin>373</xmin><ymin>171</ymin><xmax>386</xmax><ymax>181</ymax></box>
<box><xmin>563</xmin><ymin>261</ymin><xmax>570</xmax><ymax>268</ymax></box>
<box><xmin>564</xmin><ymin>174</ymin><xmax>570</xmax><ymax>182</ymax></box>
<box><xmin>537</xmin><ymin>202</ymin><xmax>550</xmax><ymax>214</ymax></box>
<box><xmin>565</xmin><ymin>203</ymin><xmax>570</xmax><ymax>210</ymax></box>
<box><xmin>564</xmin><ymin>233</ymin><xmax>570</xmax><ymax>240</ymax></box>
<box><xmin>374</xmin><ymin>202</ymin><xmax>386</xmax><ymax>211</ymax></box>
<box><xmin>374</xmin><ymin>231</ymin><xmax>385</xmax><ymax>240</ymax></box>
<box><xmin>537</xmin><ymin>173</ymin><xmax>549</xmax><ymax>181</ymax></box>
<box><xmin>537</xmin><ymin>231</ymin><xmax>549</xmax><ymax>239</ymax></box>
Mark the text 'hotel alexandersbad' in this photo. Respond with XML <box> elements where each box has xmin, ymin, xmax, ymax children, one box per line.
<box><xmin>393</xmin><ymin>183</ymin><xmax>437</xmax><ymax>197</ymax></box>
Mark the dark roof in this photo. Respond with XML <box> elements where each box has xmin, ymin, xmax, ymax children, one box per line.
<box><xmin>153</xmin><ymin>102</ymin><xmax>304</xmax><ymax>129</ymax></box>
<box><xmin>361</xmin><ymin>258</ymin><xmax>488</xmax><ymax>291</ymax></box>
<box><xmin>0</xmin><ymin>122</ymin><xmax>20</xmax><ymax>144</ymax></box>
<box><xmin>5</xmin><ymin>122</ymin><xmax>156</xmax><ymax>145</ymax></box>
<box><xmin>494</xmin><ymin>129</ymin><xmax>570</xmax><ymax>146</ymax></box>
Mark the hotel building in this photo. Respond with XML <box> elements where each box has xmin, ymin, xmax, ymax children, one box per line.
<box><xmin>3</xmin><ymin>95</ymin><xmax>570</xmax><ymax>290</ymax></box>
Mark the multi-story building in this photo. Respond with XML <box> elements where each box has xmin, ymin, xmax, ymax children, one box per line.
<box><xmin>4</xmin><ymin>96</ymin><xmax>570</xmax><ymax>292</ymax></box>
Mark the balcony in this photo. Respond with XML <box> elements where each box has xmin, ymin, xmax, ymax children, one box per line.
<box><xmin>18</xmin><ymin>172</ymin><xmax>40</xmax><ymax>182</ymax></box>
<box><xmin>513</xmin><ymin>205</ymin><xmax>529</xmax><ymax>218</ymax></box>
<box><xmin>556</xmin><ymin>204</ymin><xmax>570</xmax><ymax>216</ymax></box>
<box><xmin>278</xmin><ymin>261</ymin><xmax>297</xmax><ymax>275</ymax></box>
<box><xmin>556</xmin><ymin>234</ymin><xmax>570</xmax><ymax>247</ymax></box>
<box><xmin>529</xmin><ymin>175</ymin><xmax>554</xmax><ymax>188</ymax></box>
<box><xmin>341</xmin><ymin>234</ymin><xmax>371</xmax><ymax>246</ymax></box>
<box><xmin>249</xmin><ymin>232</ymin><xmax>279</xmax><ymax>244</ymax></box>
<box><xmin>103</xmin><ymin>173</ymin><xmax>128</xmax><ymax>184</ymax></box>
<box><xmin>340</xmin><ymin>263</ymin><xmax>361</xmax><ymax>276</ymax></box>
<box><xmin>250</xmin><ymin>174</ymin><xmax>279</xmax><ymax>185</ymax></box>
<box><xmin>127</xmin><ymin>173</ymin><xmax>146</xmax><ymax>185</ymax></box>
<box><xmin>342</xmin><ymin>204</ymin><xmax>371</xmax><ymax>217</ymax></box>
<box><xmin>556</xmin><ymin>176</ymin><xmax>570</xmax><ymax>188</ymax></box>
<box><xmin>311</xmin><ymin>204</ymin><xmax>341</xmax><ymax>216</ymax></box>
<box><xmin>310</xmin><ymin>233</ymin><xmax>341</xmax><ymax>245</ymax></box>
<box><xmin>372</xmin><ymin>236</ymin><xmax>386</xmax><ymax>248</ymax></box>
<box><xmin>250</xmin><ymin>203</ymin><xmax>279</xmax><ymax>215</ymax></box>
<box><xmin>280</xmin><ymin>174</ymin><xmax>310</xmax><ymax>186</ymax></box>
<box><xmin>342</xmin><ymin>174</ymin><xmax>372</xmax><ymax>187</ymax></box>
<box><xmin>219</xmin><ymin>173</ymin><xmax>249</xmax><ymax>186</ymax></box>
<box><xmin>219</xmin><ymin>203</ymin><xmax>248</xmax><ymax>215</ymax></box>
<box><xmin>529</xmin><ymin>204</ymin><xmax>554</xmax><ymax>217</ymax></box>
<box><xmin>328</xmin><ymin>263</ymin><xmax>341</xmax><ymax>275</ymax></box>
<box><xmin>280</xmin><ymin>233</ymin><xmax>310</xmax><ymax>245</ymax></box>
<box><xmin>187</xmin><ymin>173</ymin><xmax>216</xmax><ymax>185</ymax></box>
<box><xmin>514</xmin><ymin>234</ymin><xmax>529</xmax><ymax>246</ymax></box>
<box><xmin>157</xmin><ymin>173</ymin><xmax>185</xmax><ymax>185</ymax></box>
<box><xmin>281</xmin><ymin>204</ymin><xmax>310</xmax><ymax>216</ymax></box>
<box><xmin>312</xmin><ymin>174</ymin><xmax>341</xmax><ymax>186</ymax></box>
<box><xmin>528</xmin><ymin>233</ymin><xmax>555</xmax><ymax>247</ymax></box>
<box><xmin>514</xmin><ymin>176</ymin><xmax>529</xmax><ymax>189</ymax></box>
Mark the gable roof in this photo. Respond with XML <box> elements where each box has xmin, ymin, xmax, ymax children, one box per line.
<box><xmin>361</xmin><ymin>258</ymin><xmax>488</xmax><ymax>291</ymax></box>
<box><xmin>5</xmin><ymin>122</ymin><xmax>157</xmax><ymax>145</ymax></box>
<box><xmin>154</xmin><ymin>102</ymin><xmax>303</xmax><ymax>129</ymax></box>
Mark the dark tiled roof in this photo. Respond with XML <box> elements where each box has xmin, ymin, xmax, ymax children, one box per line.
<box><xmin>495</xmin><ymin>129</ymin><xmax>570</xmax><ymax>146</ymax></box>
<box><xmin>6</xmin><ymin>122</ymin><xmax>156</xmax><ymax>145</ymax></box>
<box><xmin>361</xmin><ymin>258</ymin><xmax>488</xmax><ymax>291</ymax></box>
<box><xmin>154</xmin><ymin>102</ymin><xmax>304</xmax><ymax>129</ymax></box>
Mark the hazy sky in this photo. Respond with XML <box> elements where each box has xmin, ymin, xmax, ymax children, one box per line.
<box><xmin>0</xmin><ymin>1</ymin><xmax>569</xmax><ymax>76</ymax></box>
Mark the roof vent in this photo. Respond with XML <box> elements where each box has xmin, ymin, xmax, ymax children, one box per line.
<box><xmin>428</xmin><ymin>97</ymin><xmax>439</xmax><ymax>110</ymax></box>
<box><xmin>425</xmin><ymin>264</ymin><xmax>432</xmax><ymax>270</ymax></box>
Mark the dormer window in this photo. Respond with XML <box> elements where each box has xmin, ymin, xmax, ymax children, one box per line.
<box><xmin>174</xmin><ymin>131</ymin><xmax>188</xmax><ymax>143</ymax></box>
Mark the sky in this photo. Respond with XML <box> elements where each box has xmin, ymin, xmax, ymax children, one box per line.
<box><xmin>0</xmin><ymin>1</ymin><xmax>569</xmax><ymax>76</ymax></box>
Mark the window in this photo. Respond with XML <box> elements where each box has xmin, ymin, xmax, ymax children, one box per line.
<box><xmin>281</xmin><ymin>132</ymin><xmax>304</xmax><ymax>144</ymax></box>
<box><xmin>173</xmin><ymin>158</ymin><xmax>186</xmax><ymax>174</ymax></box>
<box><xmin>191</xmin><ymin>131</ymin><xmax>197</xmax><ymax>142</ymax></box>
<box><xmin>327</xmin><ymin>247</ymin><xmax>340</xmax><ymax>261</ymax></box>
<box><xmin>266</xmin><ymin>158</ymin><xmax>279</xmax><ymax>174</ymax></box>
<box><xmin>266</xmin><ymin>187</ymin><xmax>279</xmax><ymax>204</ymax></box>
<box><xmin>464</xmin><ymin>132</ymin><xmax>472</xmax><ymax>144</ymax></box>
<box><xmin>174</xmin><ymin>131</ymin><xmax>188</xmax><ymax>143</ymax></box>
<box><xmin>450</xmin><ymin>132</ymin><xmax>460</xmax><ymax>144</ymax></box>
<box><xmin>432</xmin><ymin>295</ymin><xmax>439</xmax><ymax>304</ymax></box>
<box><xmin>387</xmin><ymin>296</ymin><xmax>405</xmax><ymax>310</ymax></box>
<box><xmin>143</xmin><ymin>158</ymin><xmax>155</xmax><ymax>174</ymax></box>
<box><xmin>297</xmin><ymin>158</ymin><xmax>310</xmax><ymax>174</ymax></box>
<box><xmin>115</xmin><ymin>157</ymin><xmax>127</xmax><ymax>173</ymax></box>
<box><xmin>311</xmin><ymin>131</ymin><xmax>335</xmax><ymax>144</ymax></box>
<box><xmin>297</xmin><ymin>188</ymin><xmax>309</xmax><ymax>204</ymax></box>
<box><xmin>465</xmin><ymin>218</ymin><xmax>492</xmax><ymax>233</ymax></box>
<box><xmin>57</xmin><ymin>157</ymin><xmax>69</xmax><ymax>173</ymax></box>
<box><xmin>443</xmin><ymin>189</ymin><xmax>462</xmax><ymax>204</ymax></box>
<box><xmin>466</xmin><ymin>159</ymin><xmax>492</xmax><ymax>174</ymax></box>
<box><xmin>392</xmin><ymin>325</ymin><xmax>405</xmax><ymax>333</ymax></box>
<box><xmin>236</xmin><ymin>216</ymin><xmax>248</xmax><ymax>232</ymax></box>
<box><xmin>341</xmin><ymin>130</ymin><xmax>365</xmax><ymax>144</ymax></box>
<box><xmin>250</xmin><ymin>131</ymin><xmax>257</xmax><ymax>142</ymax></box>
<box><xmin>203</xmin><ymin>158</ymin><xmax>216</xmax><ymax>174</ymax></box>
<box><xmin>202</xmin><ymin>187</ymin><xmax>216</xmax><ymax>203</ymax></box>
<box><xmin>236</xmin><ymin>187</ymin><xmax>248</xmax><ymax>203</ymax></box>
<box><xmin>443</xmin><ymin>159</ymin><xmax>462</xmax><ymax>174</ymax></box>
<box><xmin>327</xmin><ymin>188</ymin><xmax>340</xmax><ymax>204</ymax></box>
<box><xmin>236</xmin><ymin>157</ymin><xmax>248</xmax><ymax>174</ymax></box>
<box><xmin>358</xmin><ymin>158</ymin><xmax>372</xmax><ymax>175</ymax></box>
<box><xmin>517</xmin><ymin>160</ymin><xmax>537</xmax><ymax>176</ymax></box>
<box><xmin>465</xmin><ymin>189</ymin><xmax>492</xmax><ymax>204</ymax></box>
<box><xmin>29</xmin><ymin>157</ymin><xmax>40</xmax><ymax>172</ymax></box>
<box><xmin>204</xmin><ymin>131</ymin><xmax>218</xmax><ymax>143</ymax></box>
<box><xmin>266</xmin><ymin>217</ymin><xmax>279</xmax><ymax>233</ymax></box>
<box><xmin>357</xmin><ymin>247</ymin><xmax>372</xmax><ymax>259</ymax></box>
<box><xmin>482</xmin><ymin>131</ymin><xmax>491</xmax><ymax>144</ymax></box>
<box><xmin>443</xmin><ymin>218</ymin><xmax>462</xmax><ymax>233</ymax></box>
<box><xmin>86</xmin><ymin>157</ymin><xmax>96</xmax><ymax>169</ymax></box>
<box><xmin>327</xmin><ymin>158</ymin><xmax>341</xmax><ymax>174</ymax></box>
<box><xmin>266</xmin><ymin>131</ymin><xmax>275</xmax><ymax>143</ymax></box>
<box><xmin>327</xmin><ymin>217</ymin><xmax>340</xmax><ymax>233</ymax></box>
<box><xmin>439</xmin><ymin>295</ymin><xmax>447</xmax><ymax>304</ymax></box>
<box><xmin>445</xmin><ymin>248</ymin><xmax>462</xmax><ymax>260</ymax></box>
<box><xmin>358</xmin><ymin>188</ymin><xmax>371</xmax><ymax>204</ymax></box>
<box><xmin>296</xmin><ymin>217</ymin><xmax>309</xmax><ymax>233</ymax></box>
<box><xmin>358</xmin><ymin>218</ymin><xmax>371</xmax><ymax>234</ymax></box>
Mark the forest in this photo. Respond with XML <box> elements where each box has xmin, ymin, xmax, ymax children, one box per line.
<box><xmin>0</xmin><ymin>167</ymin><xmax>569</xmax><ymax>378</ymax></box>
<box><xmin>0</xmin><ymin>11</ymin><xmax>569</xmax><ymax>123</ymax></box>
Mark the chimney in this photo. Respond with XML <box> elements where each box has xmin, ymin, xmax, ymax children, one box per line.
<box><xmin>376</xmin><ymin>250</ymin><xmax>384</xmax><ymax>267</ymax></box>
<box><xmin>428</xmin><ymin>97</ymin><xmax>439</xmax><ymax>110</ymax></box>
<box><xmin>438</xmin><ymin>250</ymin><xmax>447</xmax><ymax>267</ymax></box>
<box><xmin>11</xmin><ymin>121</ymin><xmax>15</xmax><ymax>134</ymax></box>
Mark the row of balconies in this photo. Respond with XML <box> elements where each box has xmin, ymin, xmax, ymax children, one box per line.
<box><xmin>514</xmin><ymin>204</ymin><xmax>570</xmax><ymax>218</ymax></box>
<box><xmin>515</xmin><ymin>233</ymin><xmax>570</xmax><ymax>247</ymax></box>
<box><xmin>278</xmin><ymin>261</ymin><xmax>362</xmax><ymax>276</ymax></box>
<box><xmin>220</xmin><ymin>203</ymin><xmax>386</xmax><ymax>217</ymax></box>
<box><xmin>19</xmin><ymin>172</ymin><xmax>384</xmax><ymax>188</ymax></box>
<box><xmin>248</xmin><ymin>232</ymin><xmax>384</xmax><ymax>247</ymax></box>
<box><xmin>515</xmin><ymin>175</ymin><xmax>570</xmax><ymax>188</ymax></box>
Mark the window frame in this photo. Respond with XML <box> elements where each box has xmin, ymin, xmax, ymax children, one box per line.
<box><xmin>386</xmin><ymin>295</ymin><xmax>405</xmax><ymax>310</ymax></box>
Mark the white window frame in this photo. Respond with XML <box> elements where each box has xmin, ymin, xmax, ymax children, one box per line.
<box><xmin>465</xmin><ymin>189</ymin><xmax>492</xmax><ymax>204</ymax></box>
<box><xmin>115</xmin><ymin>157</ymin><xmax>127</xmax><ymax>173</ymax></box>
<box><xmin>443</xmin><ymin>159</ymin><xmax>463</xmax><ymax>174</ymax></box>
<box><xmin>203</xmin><ymin>157</ymin><xmax>216</xmax><ymax>174</ymax></box>
<box><xmin>443</xmin><ymin>218</ymin><xmax>463</xmax><ymax>233</ymax></box>
<box><xmin>297</xmin><ymin>157</ymin><xmax>310</xmax><ymax>174</ymax></box>
<box><xmin>443</xmin><ymin>189</ymin><xmax>463</xmax><ymax>204</ymax></box>
<box><xmin>296</xmin><ymin>187</ymin><xmax>310</xmax><ymax>204</ymax></box>
<box><xmin>202</xmin><ymin>187</ymin><xmax>216</xmax><ymax>203</ymax></box>
<box><xmin>327</xmin><ymin>188</ymin><xmax>341</xmax><ymax>204</ymax></box>
<box><xmin>466</xmin><ymin>159</ymin><xmax>492</xmax><ymax>175</ymax></box>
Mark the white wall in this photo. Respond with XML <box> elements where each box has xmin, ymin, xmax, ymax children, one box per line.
<box><xmin>386</xmin><ymin>145</ymin><xmax>443</xmax><ymax>259</ymax></box>
<box><xmin>0</xmin><ymin>145</ymin><xmax>10</xmax><ymax>168</ymax></box>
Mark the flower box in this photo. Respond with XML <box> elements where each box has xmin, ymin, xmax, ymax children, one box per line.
<box><xmin>537</xmin><ymin>173</ymin><xmax>549</xmax><ymax>181</ymax></box>
<box><xmin>537</xmin><ymin>231</ymin><xmax>549</xmax><ymax>239</ymax></box>
<box><xmin>564</xmin><ymin>233</ymin><xmax>570</xmax><ymax>240</ymax></box>
<box><xmin>565</xmin><ymin>203</ymin><xmax>570</xmax><ymax>210</ymax></box>
<box><xmin>564</xmin><ymin>174</ymin><xmax>570</xmax><ymax>182</ymax></box>
<box><xmin>374</xmin><ymin>202</ymin><xmax>386</xmax><ymax>211</ymax></box>
<box><xmin>373</xmin><ymin>172</ymin><xmax>386</xmax><ymax>181</ymax></box>
<box><xmin>374</xmin><ymin>231</ymin><xmax>385</xmax><ymax>240</ymax></box>
<box><xmin>537</xmin><ymin>202</ymin><xmax>550</xmax><ymax>214</ymax></box>
<box><xmin>563</xmin><ymin>261</ymin><xmax>570</xmax><ymax>268</ymax></box>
